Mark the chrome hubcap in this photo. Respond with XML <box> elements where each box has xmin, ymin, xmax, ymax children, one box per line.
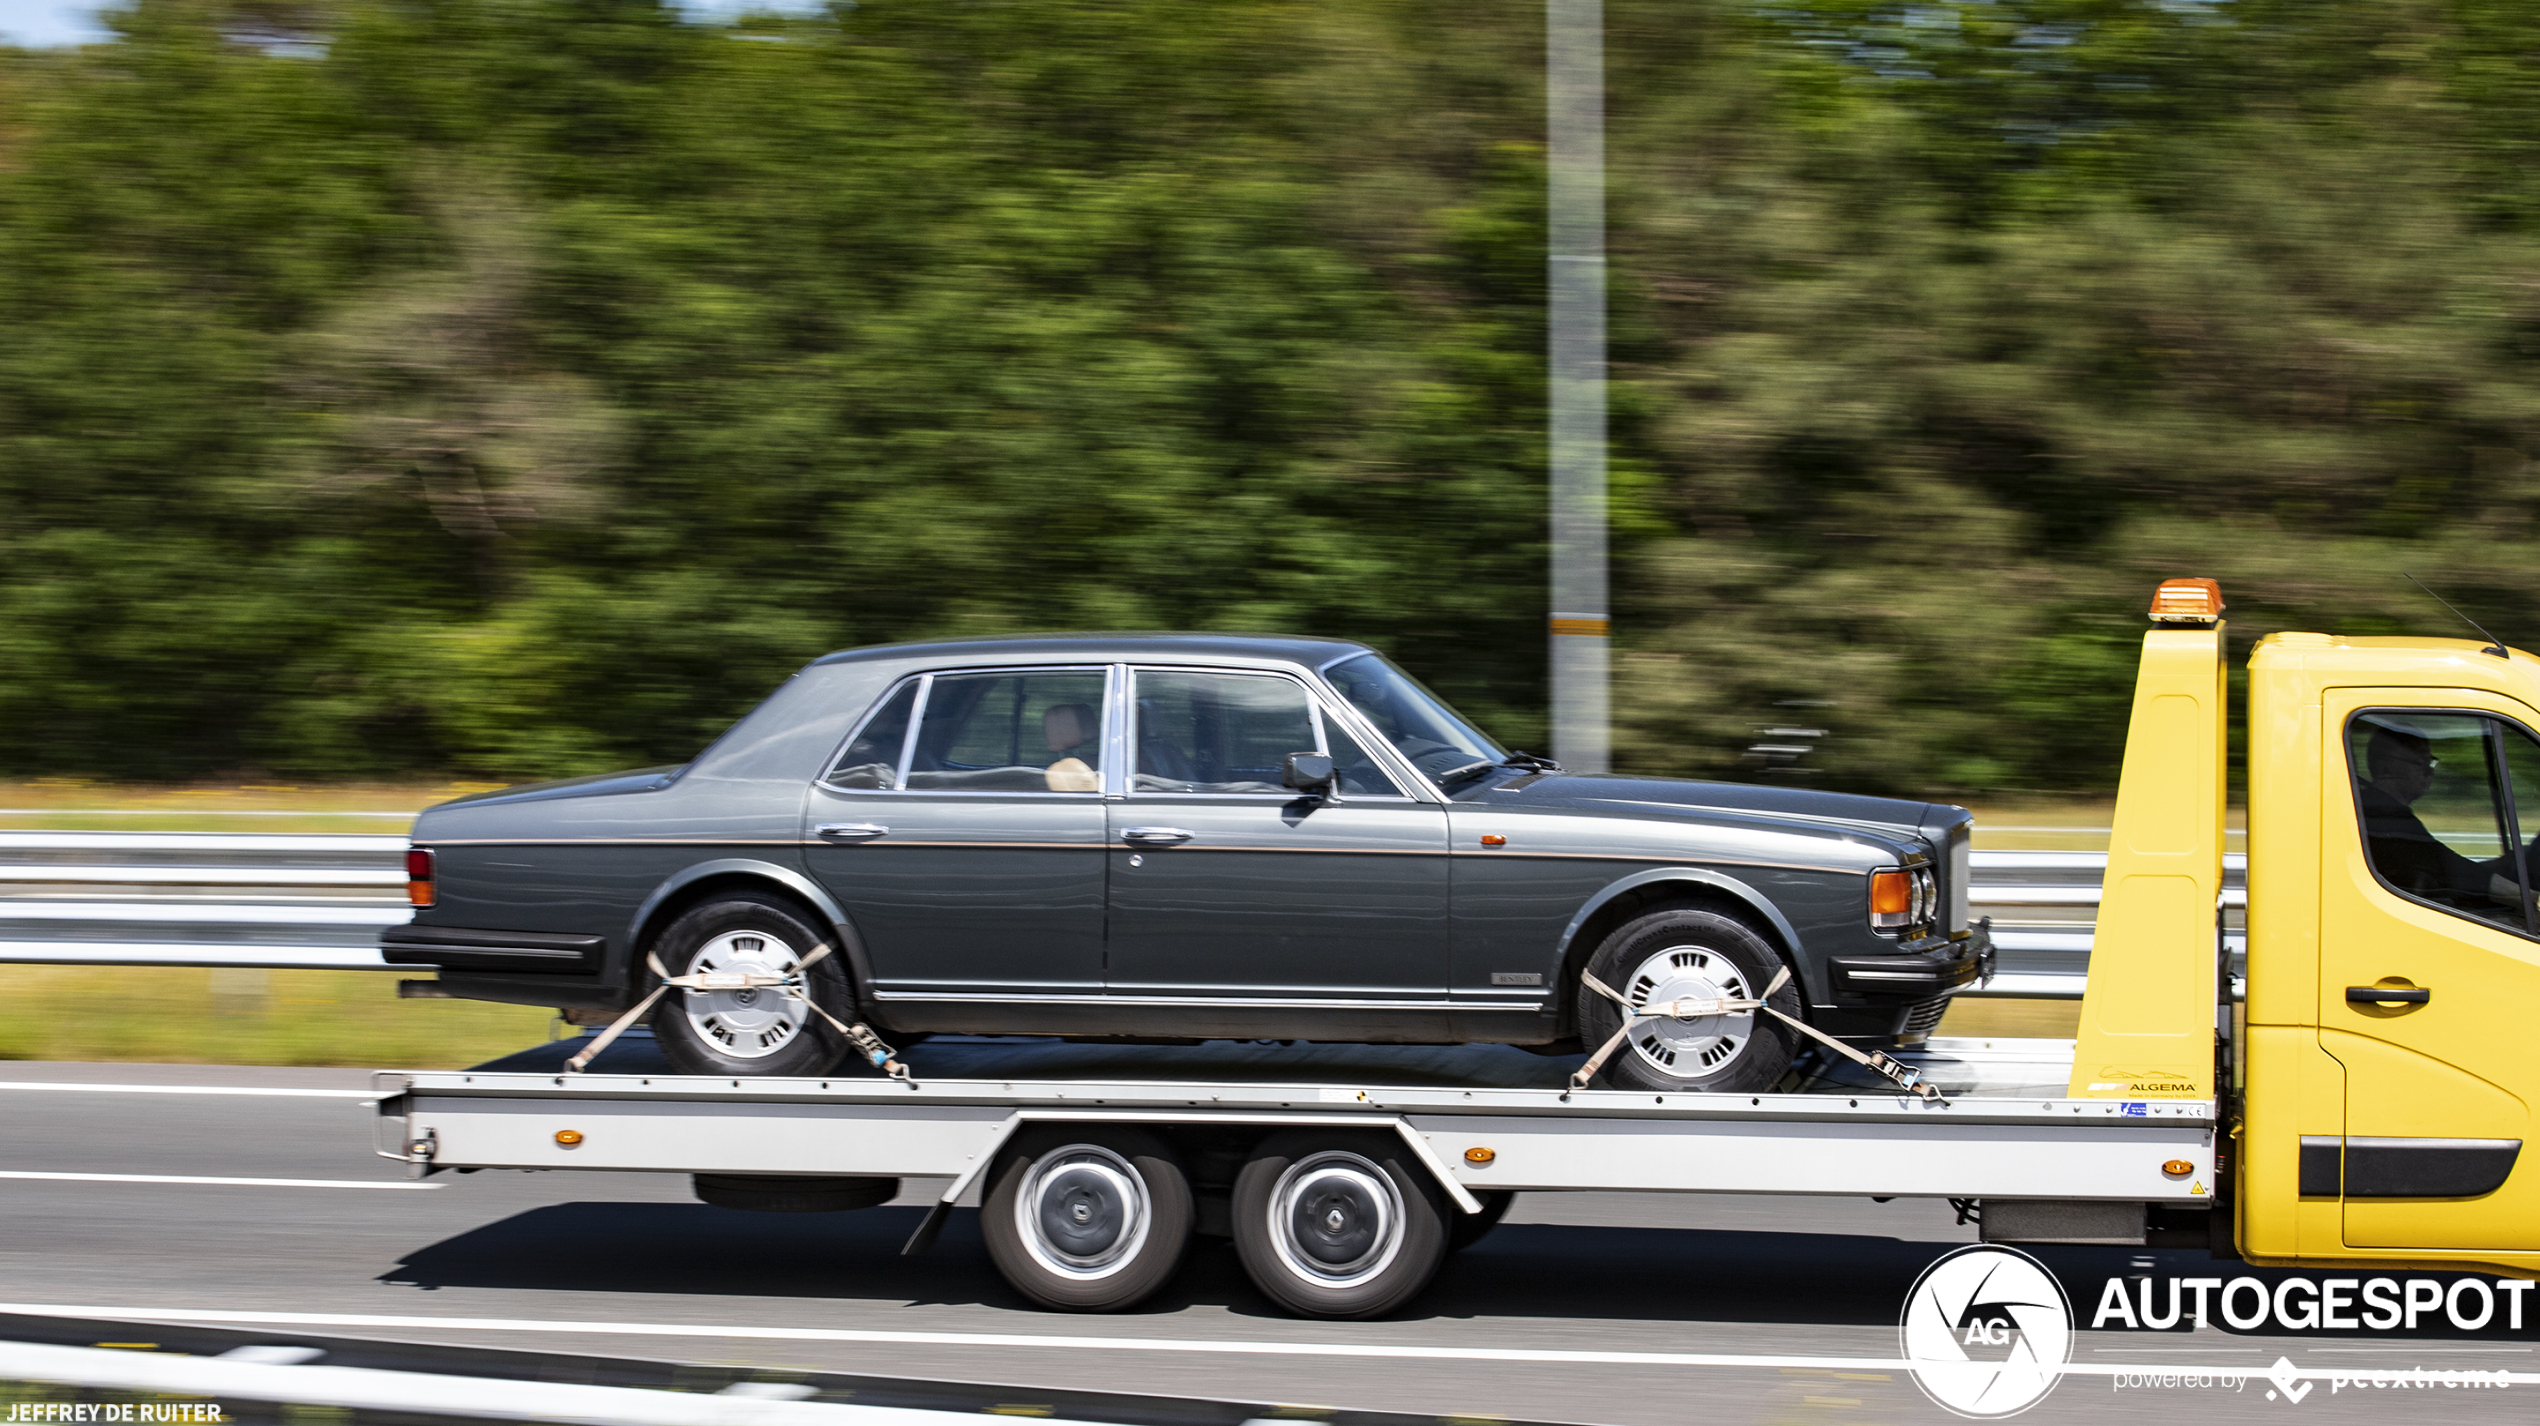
<box><xmin>1623</xmin><ymin>944</ymin><xmax>1755</xmax><ymax>1076</ymax></box>
<box><xmin>1017</xmin><ymin>1145</ymin><xmax>1149</xmax><ymax>1280</ymax></box>
<box><xmin>681</xmin><ymin>930</ymin><xmax>803</xmax><ymax>1060</ymax></box>
<box><xmin>1268</xmin><ymin>1151</ymin><xmax>1403</xmax><ymax>1288</ymax></box>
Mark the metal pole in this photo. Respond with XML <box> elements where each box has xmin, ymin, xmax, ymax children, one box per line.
<box><xmin>1548</xmin><ymin>0</ymin><xmax>1609</xmax><ymax>773</ymax></box>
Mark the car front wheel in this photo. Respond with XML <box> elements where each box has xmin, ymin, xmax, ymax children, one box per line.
<box><xmin>651</xmin><ymin>893</ymin><xmax>854</xmax><ymax>1078</ymax></box>
<box><xmin>1576</xmin><ymin>907</ymin><xmax>1801</xmax><ymax>1094</ymax></box>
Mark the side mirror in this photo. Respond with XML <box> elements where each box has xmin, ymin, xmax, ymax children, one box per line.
<box><xmin>1282</xmin><ymin>752</ymin><xmax>1336</xmax><ymax>796</ymax></box>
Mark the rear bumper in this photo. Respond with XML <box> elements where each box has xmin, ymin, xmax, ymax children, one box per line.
<box><xmin>381</xmin><ymin>924</ymin><xmax>606</xmax><ymax>975</ymax></box>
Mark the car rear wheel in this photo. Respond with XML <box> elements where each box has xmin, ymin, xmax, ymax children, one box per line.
<box><xmin>1231</xmin><ymin>1131</ymin><xmax>1449</xmax><ymax>1318</ymax></box>
<box><xmin>1576</xmin><ymin>907</ymin><xmax>1800</xmax><ymax>1094</ymax></box>
<box><xmin>981</xmin><ymin>1128</ymin><xmax>1194</xmax><ymax>1312</ymax></box>
<box><xmin>651</xmin><ymin>893</ymin><xmax>854</xmax><ymax>1078</ymax></box>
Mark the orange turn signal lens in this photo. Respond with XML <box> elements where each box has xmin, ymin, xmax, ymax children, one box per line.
<box><xmin>2148</xmin><ymin>577</ymin><xmax>2225</xmax><ymax>624</ymax></box>
<box><xmin>1479</xmin><ymin>834</ymin><xmax>1506</xmax><ymax>847</ymax></box>
<box><xmin>554</xmin><ymin>1129</ymin><xmax>584</xmax><ymax>1147</ymax></box>
<box><xmin>1464</xmin><ymin>1146</ymin><xmax>1496</xmax><ymax>1165</ymax></box>
<box><xmin>1870</xmin><ymin>870</ymin><xmax>1913</xmax><ymax>917</ymax></box>
<box><xmin>405</xmin><ymin>847</ymin><xmax>436</xmax><ymax>908</ymax></box>
<box><xmin>2162</xmin><ymin>1159</ymin><xmax>2193</xmax><ymax>1177</ymax></box>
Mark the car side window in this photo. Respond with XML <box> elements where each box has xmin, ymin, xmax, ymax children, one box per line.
<box><xmin>826</xmin><ymin>680</ymin><xmax>918</xmax><ymax>789</ymax></box>
<box><xmin>2347</xmin><ymin>710</ymin><xmax>2539</xmax><ymax>935</ymax></box>
<box><xmin>1133</xmin><ymin>670</ymin><xmax>1322</xmax><ymax>794</ymax></box>
<box><xmin>907</xmin><ymin>671</ymin><xmax>1108</xmax><ymax>793</ymax></box>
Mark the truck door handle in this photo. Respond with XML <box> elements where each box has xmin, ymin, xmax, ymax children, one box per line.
<box><xmin>815</xmin><ymin>823</ymin><xmax>889</xmax><ymax>842</ymax></box>
<box><xmin>1121</xmin><ymin>827</ymin><xmax>1194</xmax><ymax>847</ymax></box>
<box><xmin>2346</xmin><ymin>985</ymin><xmax>2430</xmax><ymax>1004</ymax></box>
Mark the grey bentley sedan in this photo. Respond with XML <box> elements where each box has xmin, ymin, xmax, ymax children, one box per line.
<box><xmin>386</xmin><ymin>634</ymin><xmax>1992</xmax><ymax>1093</ymax></box>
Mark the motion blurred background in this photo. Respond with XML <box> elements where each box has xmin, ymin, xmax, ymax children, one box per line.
<box><xmin>3</xmin><ymin>0</ymin><xmax>2537</xmax><ymax>800</ymax></box>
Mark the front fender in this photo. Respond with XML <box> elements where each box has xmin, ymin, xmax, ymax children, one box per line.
<box><xmin>626</xmin><ymin>858</ymin><xmax>877</xmax><ymax>1001</ymax></box>
<box><xmin>1548</xmin><ymin>866</ymin><xmax>1810</xmax><ymax>982</ymax></box>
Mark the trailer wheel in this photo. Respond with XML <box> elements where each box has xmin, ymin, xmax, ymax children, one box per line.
<box><xmin>1576</xmin><ymin>907</ymin><xmax>1799</xmax><ymax>1094</ymax></box>
<box><xmin>651</xmin><ymin>894</ymin><xmax>853</xmax><ymax>1078</ymax></box>
<box><xmin>1232</xmin><ymin>1131</ymin><xmax>1448</xmax><ymax>1318</ymax></box>
<box><xmin>1447</xmin><ymin>1190</ymin><xmax>1513</xmax><ymax>1253</ymax></box>
<box><xmin>982</xmin><ymin>1129</ymin><xmax>1193</xmax><ymax>1312</ymax></box>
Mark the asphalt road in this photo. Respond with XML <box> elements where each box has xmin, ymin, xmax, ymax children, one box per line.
<box><xmin>0</xmin><ymin>1056</ymin><xmax>2531</xmax><ymax>1426</ymax></box>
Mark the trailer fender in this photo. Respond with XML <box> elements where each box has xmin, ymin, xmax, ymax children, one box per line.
<box><xmin>901</xmin><ymin>1109</ymin><xmax>1486</xmax><ymax>1257</ymax></box>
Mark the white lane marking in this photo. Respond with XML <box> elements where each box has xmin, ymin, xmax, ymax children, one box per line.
<box><xmin>0</xmin><ymin>1339</ymin><xmax>1000</xmax><ymax>1426</ymax></box>
<box><xmin>0</xmin><ymin>1306</ymin><xmax>2530</xmax><ymax>1382</ymax></box>
<box><xmin>0</xmin><ymin>1172</ymin><xmax>437</xmax><ymax>1191</ymax></box>
<box><xmin>0</xmin><ymin>1080</ymin><xmax>376</xmax><ymax>1098</ymax></box>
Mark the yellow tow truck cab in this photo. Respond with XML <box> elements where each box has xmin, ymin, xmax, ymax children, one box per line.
<box><xmin>2069</xmin><ymin>578</ymin><xmax>2540</xmax><ymax>1278</ymax></box>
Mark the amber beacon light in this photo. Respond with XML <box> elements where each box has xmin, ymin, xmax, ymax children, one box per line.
<box><xmin>2148</xmin><ymin>577</ymin><xmax>2225</xmax><ymax>625</ymax></box>
<box><xmin>405</xmin><ymin>848</ymin><xmax>436</xmax><ymax>907</ymax></box>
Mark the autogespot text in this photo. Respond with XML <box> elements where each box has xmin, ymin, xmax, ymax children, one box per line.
<box><xmin>2092</xmin><ymin>1274</ymin><xmax>2533</xmax><ymax>1332</ymax></box>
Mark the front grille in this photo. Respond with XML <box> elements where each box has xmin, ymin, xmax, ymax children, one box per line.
<box><xmin>1900</xmin><ymin>996</ymin><xmax>1951</xmax><ymax>1037</ymax></box>
<box><xmin>1945</xmin><ymin>819</ymin><xmax>1972</xmax><ymax>935</ymax></box>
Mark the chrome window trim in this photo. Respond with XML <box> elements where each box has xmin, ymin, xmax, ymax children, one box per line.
<box><xmin>1122</xmin><ymin>665</ymin><xmax>1421</xmax><ymax>802</ymax></box>
<box><xmin>811</xmin><ymin>664</ymin><xmax>1115</xmax><ymax>799</ymax></box>
<box><xmin>1303</xmin><ymin>673</ymin><xmax>1442</xmax><ymax>803</ymax></box>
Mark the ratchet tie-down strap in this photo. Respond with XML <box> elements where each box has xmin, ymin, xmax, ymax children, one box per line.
<box><xmin>1571</xmin><ymin>965</ymin><xmax>1947</xmax><ymax>1104</ymax></box>
<box><xmin>564</xmin><ymin>939</ymin><xmax>911</xmax><ymax>1080</ymax></box>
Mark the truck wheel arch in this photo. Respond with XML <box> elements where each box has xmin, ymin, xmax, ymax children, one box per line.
<box><xmin>625</xmin><ymin>860</ymin><xmax>877</xmax><ymax>1010</ymax></box>
<box><xmin>1549</xmin><ymin>869</ymin><xmax>1808</xmax><ymax>1035</ymax></box>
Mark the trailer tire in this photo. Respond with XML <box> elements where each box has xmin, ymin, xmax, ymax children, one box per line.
<box><xmin>651</xmin><ymin>894</ymin><xmax>854</xmax><ymax>1079</ymax></box>
<box><xmin>1232</xmin><ymin>1131</ymin><xmax>1449</xmax><ymax>1318</ymax></box>
<box><xmin>982</xmin><ymin>1128</ymin><xmax>1193</xmax><ymax>1313</ymax></box>
<box><xmin>1577</xmin><ymin>908</ymin><xmax>1799</xmax><ymax>1094</ymax></box>
<box><xmin>1447</xmin><ymin>1190</ymin><xmax>1513</xmax><ymax>1252</ymax></box>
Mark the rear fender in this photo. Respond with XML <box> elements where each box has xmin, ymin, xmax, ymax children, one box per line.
<box><xmin>627</xmin><ymin>859</ymin><xmax>876</xmax><ymax>1005</ymax></box>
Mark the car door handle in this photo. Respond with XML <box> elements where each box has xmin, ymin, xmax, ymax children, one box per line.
<box><xmin>1121</xmin><ymin>826</ymin><xmax>1195</xmax><ymax>847</ymax></box>
<box><xmin>2346</xmin><ymin>985</ymin><xmax>2430</xmax><ymax>1004</ymax></box>
<box><xmin>815</xmin><ymin>823</ymin><xmax>890</xmax><ymax>842</ymax></box>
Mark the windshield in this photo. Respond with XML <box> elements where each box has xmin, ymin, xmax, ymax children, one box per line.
<box><xmin>1323</xmin><ymin>653</ymin><xmax>1505</xmax><ymax>782</ymax></box>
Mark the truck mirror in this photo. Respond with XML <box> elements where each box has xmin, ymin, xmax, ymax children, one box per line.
<box><xmin>1282</xmin><ymin>752</ymin><xmax>1336</xmax><ymax>795</ymax></box>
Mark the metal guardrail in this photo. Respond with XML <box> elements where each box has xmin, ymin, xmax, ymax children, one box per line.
<box><xmin>0</xmin><ymin>831</ymin><xmax>2230</xmax><ymax>996</ymax></box>
<box><xmin>0</xmin><ymin>830</ymin><xmax>411</xmax><ymax>970</ymax></box>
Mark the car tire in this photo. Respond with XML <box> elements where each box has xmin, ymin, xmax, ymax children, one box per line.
<box><xmin>651</xmin><ymin>893</ymin><xmax>856</xmax><ymax>1078</ymax></box>
<box><xmin>1576</xmin><ymin>907</ymin><xmax>1800</xmax><ymax>1094</ymax></box>
<box><xmin>1231</xmin><ymin>1131</ymin><xmax>1449</xmax><ymax>1319</ymax></box>
<box><xmin>1446</xmin><ymin>1190</ymin><xmax>1513</xmax><ymax>1253</ymax></box>
<box><xmin>981</xmin><ymin>1128</ymin><xmax>1194</xmax><ymax>1312</ymax></box>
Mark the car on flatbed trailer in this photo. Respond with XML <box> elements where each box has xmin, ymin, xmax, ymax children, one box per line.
<box><xmin>385</xmin><ymin>634</ymin><xmax>1993</xmax><ymax>1093</ymax></box>
<box><xmin>375</xmin><ymin>581</ymin><xmax>2540</xmax><ymax>1319</ymax></box>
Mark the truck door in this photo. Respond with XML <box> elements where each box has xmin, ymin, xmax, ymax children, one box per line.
<box><xmin>2318</xmin><ymin>692</ymin><xmax>2540</xmax><ymax>1250</ymax></box>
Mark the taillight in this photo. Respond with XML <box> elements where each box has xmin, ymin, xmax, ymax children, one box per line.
<box><xmin>406</xmin><ymin>848</ymin><xmax>436</xmax><ymax>907</ymax></box>
<box><xmin>1870</xmin><ymin>869</ymin><xmax>1913</xmax><ymax>927</ymax></box>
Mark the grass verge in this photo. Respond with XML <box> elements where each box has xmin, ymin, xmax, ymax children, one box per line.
<box><xmin>0</xmin><ymin>966</ymin><xmax>555</xmax><ymax>1067</ymax></box>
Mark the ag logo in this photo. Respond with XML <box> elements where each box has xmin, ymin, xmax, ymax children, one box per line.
<box><xmin>1899</xmin><ymin>1245</ymin><xmax>2073</xmax><ymax>1418</ymax></box>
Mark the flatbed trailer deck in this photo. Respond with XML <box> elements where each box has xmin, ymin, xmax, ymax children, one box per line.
<box><xmin>373</xmin><ymin>1035</ymin><xmax>2218</xmax><ymax>1316</ymax></box>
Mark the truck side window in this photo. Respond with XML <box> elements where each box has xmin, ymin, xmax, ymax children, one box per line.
<box><xmin>826</xmin><ymin>680</ymin><xmax>918</xmax><ymax>789</ymax></box>
<box><xmin>2347</xmin><ymin>711</ymin><xmax>2538</xmax><ymax>934</ymax></box>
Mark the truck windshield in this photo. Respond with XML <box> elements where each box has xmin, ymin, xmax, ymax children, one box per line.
<box><xmin>1324</xmin><ymin>653</ymin><xmax>1505</xmax><ymax>783</ymax></box>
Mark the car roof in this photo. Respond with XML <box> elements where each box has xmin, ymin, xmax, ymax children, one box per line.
<box><xmin>807</xmin><ymin>632</ymin><xmax>1379</xmax><ymax>673</ymax></box>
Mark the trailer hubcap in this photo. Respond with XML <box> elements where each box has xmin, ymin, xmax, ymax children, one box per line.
<box><xmin>1624</xmin><ymin>944</ymin><xmax>1755</xmax><ymax>1077</ymax></box>
<box><xmin>1018</xmin><ymin>1145</ymin><xmax>1149</xmax><ymax>1280</ymax></box>
<box><xmin>681</xmin><ymin>930</ymin><xmax>803</xmax><ymax>1060</ymax></box>
<box><xmin>1269</xmin><ymin>1151</ymin><xmax>1402</xmax><ymax>1287</ymax></box>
